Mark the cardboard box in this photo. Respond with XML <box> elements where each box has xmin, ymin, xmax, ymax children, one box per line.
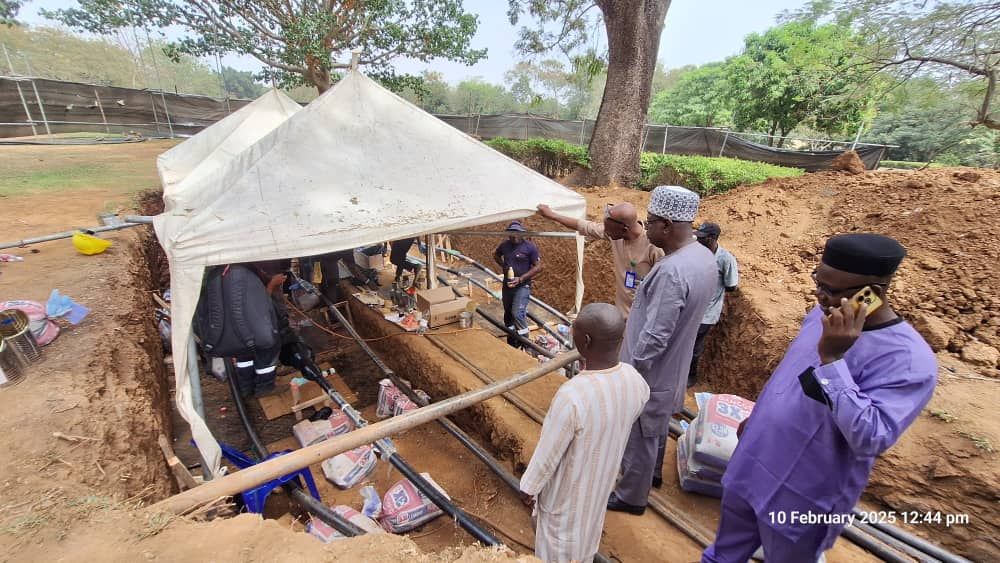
<box><xmin>415</xmin><ymin>287</ymin><xmax>470</xmax><ymax>327</ymax></box>
<box><xmin>354</xmin><ymin>249</ymin><xmax>385</xmax><ymax>270</ymax></box>
<box><xmin>415</xmin><ymin>286</ymin><xmax>455</xmax><ymax>312</ymax></box>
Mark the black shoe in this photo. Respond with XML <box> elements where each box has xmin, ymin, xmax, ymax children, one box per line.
<box><xmin>607</xmin><ymin>494</ymin><xmax>646</xmax><ymax>515</ymax></box>
<box><xmin>652</xmin><ymin>476</ymin><xmax>663</xmax><ymax>488</ymax></box>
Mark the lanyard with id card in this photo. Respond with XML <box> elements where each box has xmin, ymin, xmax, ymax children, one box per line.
<box><xmin>624</xmin><ymin>260</ymin><xmax>639</xmax><ymax>290</ymax></box>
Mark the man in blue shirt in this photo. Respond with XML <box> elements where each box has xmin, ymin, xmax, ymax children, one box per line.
<box><xmin>494</xmin><ymin>220</ymin><xmax>544</xmax><ymax>348</ymax></box>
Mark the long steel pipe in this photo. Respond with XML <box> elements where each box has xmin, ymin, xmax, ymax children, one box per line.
<box><xmin>293</xmin><ymin>277</ymin><xmax>502</xmax><ymax>545</ymax></box>
<box><xmin>0</xmin><ymin>221</ymin><xmax>147</xmax><ymax>250</ymax></box>
<box><xmin>425</xmin><ymin>244</ymin><xmax>571</xmax><ymax>325</ymax></box>
<box><xmin>223</xmin><ymin>360</ymin><xmax>366</xmax><ymax>537</ymax></box>
<box><xmin>323</xmin><ymin>299</ymin><xmax>521</xmax><ymax>491</ymax></box>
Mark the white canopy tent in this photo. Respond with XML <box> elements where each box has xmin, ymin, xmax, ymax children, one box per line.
<box><xmin>154</xmin><ymin>71</ymin><xmax>586</xmax><ymax>476</ymax></box>
<box><xmin>157</xmin><ymin>89</ymin><xmax>302</xmax><ymax>213</ymax></box>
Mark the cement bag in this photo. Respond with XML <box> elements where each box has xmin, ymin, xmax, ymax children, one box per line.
<box><xmin>307</xmin><ymin>506</ymin><xmax>383</xmax><ymax>543</ymax></box>
<box><xmin>681</xmin><ymin>430</ymin><xmax>724</xmax><ymax>482</ymax></box>
<box><xmin>677</xmin><ymin>430</ymin><xmax>724</xmax><ymax>498</ymax></box>
<box><xmin>0</xmin><ymin>300</ymin><xmax>59</xmax><ymax>346</ymax></box>
<box><xmin>692</xmin><ymin>392</ymin><xmax>755</xmax><ymax>470</ymax></box>
<box><xmin>380</xmin><ymin>472</ymin><xmax>448</xmax><ymax>533</ymax></box>
<box><xmin>321</xmin><ymin>445</ymin><xmax>377</xmax><ymax>489</ymax></box>
<box><xmin>376</xmin><ymin>379</ymin><xmax>404</xmax><ymax>418</ymax></box>
<box><xmin>292</xmin><ymin>409</ymin><xmax>354</xmax><ymax>447</ymax></box>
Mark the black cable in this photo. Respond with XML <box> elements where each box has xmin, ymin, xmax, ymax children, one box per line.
<box><xmin>223</xmin><ymin>359</ymin><xmax>366</xmax><ymax>537</ymax></box>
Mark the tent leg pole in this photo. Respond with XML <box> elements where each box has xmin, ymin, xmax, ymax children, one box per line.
<box><xmin>426</xmin><ymin>234</ymin><xmax>437</xmax><ymax>290</ymax></box>
<box><xmin>186</xmin><ymin>334</ymin><xmax>212</xmax><ymax>480</ymax></box>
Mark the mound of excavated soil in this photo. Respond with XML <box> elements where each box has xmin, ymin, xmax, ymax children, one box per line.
<box><xmin>831</xmin><ymin>150</ymin><xmax>866</xmax><ymax>175</ymax></box>
<box><xmin>454</xmin><ymin>167</ymin><xmax>1000</xmax><ymax>560</ymax></box>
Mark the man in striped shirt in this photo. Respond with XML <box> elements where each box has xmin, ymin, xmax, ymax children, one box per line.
<box><xmin>520</xmin><ymin>303</ymin><xmax>650</xmax><ymax>563</ymax></box>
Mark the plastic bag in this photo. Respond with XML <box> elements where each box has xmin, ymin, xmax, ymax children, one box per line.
<box><xmin>321</xmin><ymin>445</ymin><xmax>377</xmax><ymax>489</ymax></box>
<box><xmin>379</xmin><ymin>473</ymin><xmax>448</xmax><ymax>533</ymax></box>
<box><xmin>361</xmin><ymin>485</ymin><xmax>382</xmax><ymax>519</ymax></box>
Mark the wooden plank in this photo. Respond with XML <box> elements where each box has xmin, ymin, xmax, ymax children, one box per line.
<box><xmin>257</xmin><ymin>367</ymin><xmax>357</xmax><ymax>420</ymax></box>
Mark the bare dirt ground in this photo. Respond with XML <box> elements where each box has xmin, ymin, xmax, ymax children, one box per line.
<box><xmin>0</xmin><ymin>141</ymin><xmax>534</xmax><ymax>562</ymax></box>
<box><xmin>2</xmin><ymin>139</ymin><xmax>995</xmax><ymax>562</ymax></box>
<box><xmin>454</xmin><ymin>167</ymin><xmax>1000</xmax><ymax>561</ymax></box>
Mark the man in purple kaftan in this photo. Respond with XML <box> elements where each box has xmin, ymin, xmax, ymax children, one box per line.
<box><xmin>703</xmin><ymin>233</ymin><xmax>937</xmax><ymax>562</ymax></box>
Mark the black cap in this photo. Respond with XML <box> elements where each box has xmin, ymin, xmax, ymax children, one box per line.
<box><xmin>822</xmin><ymin>233</ymin><xmax>906</xmax><ymax>277</ymax></box>
<box><xmin>695</xmin><ymin>222</ymin><xmax>721</xmax><ymax>238</ymax></box>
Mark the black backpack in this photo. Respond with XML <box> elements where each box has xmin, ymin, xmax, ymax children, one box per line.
<box><xmin>195</xmin><ymin>264</ymin><xmax>279</xmax><ymax>357</ymax></box>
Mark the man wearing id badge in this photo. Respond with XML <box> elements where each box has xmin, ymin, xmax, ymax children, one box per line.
<box><xmin>537</xmin><ymin>201</ymin><xmax>663</xmax><ymax>318</ymax></box>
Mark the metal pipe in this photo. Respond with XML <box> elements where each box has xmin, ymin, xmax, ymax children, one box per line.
<box><xmin>429</xmin><ymin>247</ymin><xmax>571</xmax><ymax>325</ymax></box>
<box><xmin>858</xmin><ymin>513</ymin><xmax>971</xmax><ymax>563</ymax></box>
<box><xmin>0</xmin><ymin>222</ymin><xmax>147</xmax><ymax>250</ymax></box>
<box><xmin>425</xmin><ymin>333</ymin><xmax>547</xmax><ymax>426</ymax></box>
<box><xmin>427</xmin><ymin>255</ymin><xmax>571</xmax><ymax>350</ymax></box>
<box><xmin>667</xmin><ymin>421</ymin><xmax>928</xmax><ymax>562</ymax></box>
<box><xmin>430</xmin><ymin>272</ymin><xmax>554</xmax><ymax>359</ymax></box>
<box><xmin>322</xmin><ymin>296</ymin><xmax>522</xmax><ymax>492</ymax></box>
<box><xmin>426</xmin><ymin>234</ymin><xmax>437</xmax><ymax>289</ymax></box>
<box><xmin>305</xmin><ymin>361</ymin><xmax>503</xmax><ymax>546</ymax></box>
<box><xmin>223</xmin><ymin>359</ymin><xmax>367</xmax><ymax>537</ymax></box>
<box><xmin>93</xmin><ymin>88</ymin><xmax>110</xmax><ymax>134</ymax></box>
<box><xmin>852</xmin><ymin>520</ymin><xmax>944</xmax><ymax>562</ymax></box>
<box><xmin>123</xmin><ymin>215</ymin><xmax>155</xmax><ymax>224</ymax></box>
<box><xmin>840</xmin><ymin>525</ymin><xmax>914</xmax><ymax>563</ymax></box>
<box><xmin>2</xmin><ymin>43</ymin><xmax>38</xmax><ymax>136</ymax></box>
<box><xmin>447</xmin><ymin>230</ymin><xmax>578</xmax><ymax>239</ymax></box>
<box><xmin>26</xmin><ymin>77</ymin><xmax>52</xmax><ymax>138</ymax></box>
<box><xmin>289</xmin><ymin>277</ymin><xmax>502</xmax><ymax>545</ymax></box>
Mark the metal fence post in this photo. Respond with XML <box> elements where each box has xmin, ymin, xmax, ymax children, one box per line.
<box><xmin>474</xmin><ymin>114</ymin><xmax>481</xmax><ymax>137</ymax></box>
<box><xmin>149</xmin><ymin>92</ymin><xmax>162</xmax><ymax>135</ymax></box>
<box><xmin>579</xmin><ymin>120</ymin><xmax>586</xmax><ymax>145</ymax></box>
<box><xmin>21</xmin><ymin>57</ymin><xmax>52</xmax><ymax>138</ymax></box>
<box><xmin>661</xmin><ymin>125</ymin><xmax>668</xmax><ymax>154</ymax></box>
<box><xmin>2</xmin><ymin>44</ymin><xmax>38</xmax><ymax>137</ymax></box>
<box><xmin>93</xmin><ymin>88</ymin><xmax>110</xmax><ymax>134</ymax></box>
<box><xmin>27</xmin><ymin>78</ymin><xmax>52</xmax><ymax>138</ymax></box>
<box><xmin>719</xmin><ymin>131</ymin><xmax>730</xmax><ymax>157</ymax></box>
<box><xmin>523</xmin><ymin>114</ymin><xmax>529</xmax><ymax>140</ymax></box>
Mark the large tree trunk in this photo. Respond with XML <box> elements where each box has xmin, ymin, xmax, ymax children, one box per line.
<box><xmin>587</xmin><ymin>0</ymin><xmax>671</xmax><ymax>186</ymax></box>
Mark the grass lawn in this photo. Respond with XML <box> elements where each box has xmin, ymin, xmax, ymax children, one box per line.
<box><xmin>0</xmin><ymin>139</ymin><xmax>179</xmax><ymax>198</ymax></box>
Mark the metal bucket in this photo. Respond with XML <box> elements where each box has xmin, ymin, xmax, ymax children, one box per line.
<box><xmin>0</xmin><ymin>338</ymin><xmax>26</xmax><ymax>388</ymax></box>
<box><xmin>459</xmin><ymin>311</ymin><xmax>474</xmax><ymax>329</ymax></box>
<box><xmin>0</xmin><ymin>309</ymin><xmax>41</xmax><ymax>364</ymax></box>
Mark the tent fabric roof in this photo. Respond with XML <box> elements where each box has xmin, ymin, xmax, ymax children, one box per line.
<box><xmin>157</xmin><ymin>89</ymin><xmax>301</xmax><ymax>213</ymax></box>
<box><xmin>154</xmin><ymin>71</ymin><xmax>586</xmax><ymax>475</ymax></box>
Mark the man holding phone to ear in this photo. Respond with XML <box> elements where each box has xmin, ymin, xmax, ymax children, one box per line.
<box><xmin>703</xmin><ymin>233</ymin><xmax>937</xmax><ymax>563</ymax></box>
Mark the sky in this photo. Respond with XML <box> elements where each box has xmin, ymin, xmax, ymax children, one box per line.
<box><xmin>20</xmin><ymin>0</ymin><xmax>810</xmax><ymax>85</ymax></box>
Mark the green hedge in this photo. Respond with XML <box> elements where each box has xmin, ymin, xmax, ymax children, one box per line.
<box><xmin>639</xmin><ymin>153</ymin><xmax>803</xmax><ymax>194</ymax></box>
<box><xmin>484</xmin><ymin>137</ymin><xmax>804</xmax><ymax>195</ymax></box>
<box><xmin>485</xmin><ymin>138</ymin><xmax>590</xmax><ymax>178</ymax></box>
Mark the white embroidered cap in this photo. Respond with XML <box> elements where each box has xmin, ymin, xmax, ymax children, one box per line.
<box><xmin>647</xmin><ymin>185</ymin><xmax>700</xmax><ymax>222</ymax></box>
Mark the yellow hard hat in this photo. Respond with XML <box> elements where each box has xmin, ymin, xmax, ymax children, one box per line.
<box><xmin>72</xmin><ymin>232</ymin><xmax>112</xmax><ymax>255</ymax></box>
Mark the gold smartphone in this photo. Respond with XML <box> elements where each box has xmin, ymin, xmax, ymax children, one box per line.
<box><xmin>851</xmin><ymin>286</ymin><xmax>883</xmax><ymax>314</ymax></box>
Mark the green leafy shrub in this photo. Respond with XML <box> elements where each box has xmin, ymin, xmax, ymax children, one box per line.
<box><xmin>484</xmin><ymin>137</ymin><xmax>803</xmax><ymax>194</ymax></box>
<box><xmin>639</xmin><ymin>153</ymin><xmax>803</xmax><ymax>195</ymax></box>
<box><xmin>485</xmin><ymin>138</ymin><xmax>590</xmax><ymax>178</ymax></box>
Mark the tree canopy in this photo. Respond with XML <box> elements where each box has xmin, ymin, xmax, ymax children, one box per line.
<box><xmin>725</xmin><ymin>21</ymin><xmax>876</xmax><ymax>145</ymax></box>
<box><xmin>648</xmin><ymin>62</ymin><xmax>730</xmax><ymax>127</ymax></box>
<box><xmin>45</xmin><ymin>0</ymin><xmax>487</xmax><ymax>93</ymax></box>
